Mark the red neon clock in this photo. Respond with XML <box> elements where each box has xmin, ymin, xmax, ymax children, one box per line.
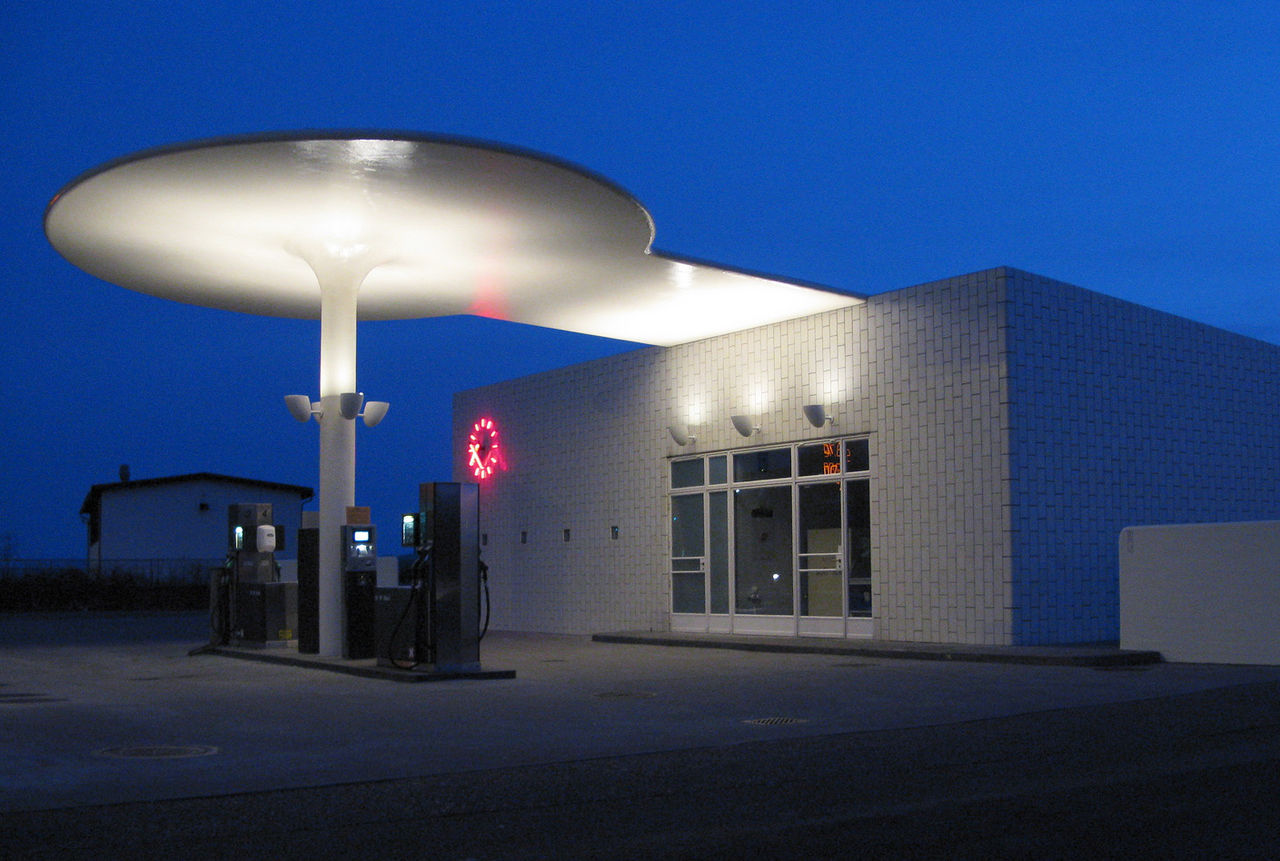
<box><xmin>467</xmin><ymin>417</ymin><xmax>502</xmax><ymax>479</ymax></box>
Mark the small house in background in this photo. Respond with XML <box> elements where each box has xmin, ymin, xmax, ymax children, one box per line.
<box><xmin>80</xmin><ymin>473</ymin><xmax>313</xmax><ymax>576</ymax></box>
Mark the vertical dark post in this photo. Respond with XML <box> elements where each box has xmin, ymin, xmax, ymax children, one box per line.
<box><xmin>420</xmin><ymin>482</ymin><xmax>480</xmax><ymax>671</ymax></box>
<box><xmin>297</xmin><ymin>526</ymin><xmax>319</xmax><ymax>653</ymax></box>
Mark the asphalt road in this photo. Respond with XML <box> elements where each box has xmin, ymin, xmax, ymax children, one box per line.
<box><xmin>3</xmin><ymin>612</ymin><xmax>1278</xmax><ymax>858</ymax></box>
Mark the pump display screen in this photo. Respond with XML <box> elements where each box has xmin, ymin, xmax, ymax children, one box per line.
<box><xmin>341</xmin><ymin>524</ymin><xmax>377</xmax><ymax>571</ymax></box>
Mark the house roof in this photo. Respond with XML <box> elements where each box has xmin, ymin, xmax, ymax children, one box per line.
<box><xmin>80</xmin><ymin>472</ymin><xmax>313</xmax><ymax>517</ymax></box>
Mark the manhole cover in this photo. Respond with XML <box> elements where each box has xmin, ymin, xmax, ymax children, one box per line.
<box><xmin>96</xmin><ymin>745</ymin><xmax>219</xmax><ymax>759</ymax></box>
<box><xmin>594</xmin><ymin>691</ymin><xmax>655</xmax><ymax>700</ymax></box>
<box><xmin>540</xmin><ymin>659</ymin><xmax>569</xmax><ymax>664</ymax></box>
<box><xmin>1093</xmin><ymin>665</ymin><xmax>1152</xmax><ymax>672</ymax></box>
<box><xmin>743</xmin><ymin>717</ymin><xmax>809</xmax><ymax>726</ymax></box>
<box><xmin>831</xmin><ymin>661</ymin><xmax>872</xmax><ymax>668</ymax></box>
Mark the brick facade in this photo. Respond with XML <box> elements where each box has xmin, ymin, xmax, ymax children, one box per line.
<box><xmin>453</xmin><ymin>268</ymin><xmax>1280</xmax><ymax>645</ymax></box>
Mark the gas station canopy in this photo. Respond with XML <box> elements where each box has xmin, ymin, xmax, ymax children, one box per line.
<box><xmin>45</xmin><ymin>132</ymin><xmax>861</xmax><ymax>346</ymax></box>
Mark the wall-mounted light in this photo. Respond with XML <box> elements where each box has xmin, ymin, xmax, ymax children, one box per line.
<box><xmin>286</xmin><ymin>392</ymin><xmax>389</xmax><ymax>427</ymax></box>
<box><xmin>802</xmin><ymin>404</ymin><xmax>835</xmax><ymax>427</ymax></box>
<box><xmin>667</xmin><ymin>424</ymin><xmax>696</xmax><ymax>446</ymax></box>
<box><xmin>731</xmin><ymin>414</ymin><xmax>760</xmax><ymax>437</ymax></box>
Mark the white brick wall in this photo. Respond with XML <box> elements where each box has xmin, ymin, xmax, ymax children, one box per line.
<box><xmin>453</xmin><ymin>267</ymin><xmax>1280</xmax><ymax>646</ymax></box>
<box><xmin>864</xmin><ymin>270</ymin><xmax>1011</xmax><ymax>644</ymax></box>
<box><xmin>1004</xmin><ymin>268</ymin><xmax>1280</xmax><ymax>644</ymax></box>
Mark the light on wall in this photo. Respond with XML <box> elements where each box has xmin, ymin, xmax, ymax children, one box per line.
<box><xmin>803</xmin><ymin>404</ymin><xmax>835</xmax><ymax>427</ymax></box>
<box><xmin>731</xmin><ymin>414</ymin><xmax>760</xmax><ymax>437</ymax></box>
<box><xmin>667</xmin><ymin>424</ymin><xmax>696</xmax><ymax>446</ymax></box>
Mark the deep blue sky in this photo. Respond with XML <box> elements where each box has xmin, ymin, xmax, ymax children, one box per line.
<box><xmin>4</xmin><ymin>2</ymin><xmax>1278</xmax><ymax>558</ymax></box>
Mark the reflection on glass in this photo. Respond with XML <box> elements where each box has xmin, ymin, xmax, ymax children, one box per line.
<box><xmin>845</xmin><ymin>438</ymin><xmax>870</xmax><ymax>472</ymax></box>
<box><xmin>671</xmin><ymin>493</ymin><xmax>704</xmax><ymax>613</ymax></box>
<box><xmin>709</xmin><ymin>491</ymin><xmax>729</xmax><ymax>613</ymax></box>
<box><xmin>846</xmin><ymin>479</ymin><xmax>871</xmax><ymax>616</ymax></box>
<box><xmin>708</xmin><ymin>455</ymin><xmax>728</xmax><ymax>485</ymax></box>
<box><xmin>671</xmin><ymin>494</ymin><xmax>704</xmax><ymax>557</ymax></box>
<box><xmin>798</xmin><ymin>442</ymin><xmax>843</xmax><ymax>476</ymax></box>
<box><xmin>734</xmin><ymin>486</ymin><xmax>793</xmax><ymax>614</ymax></box>
<box><xmin>672</xmin><ymin>569</ymin><xmax>704</xmax><ymax>613</ymax></box>
<box><xmin>733</xmin><ymin>448</ymin><xmax>791</xmax><ymax>482</ymax></box>
<box><xmin>798</xmin><ymin>483</ymin><xmax>842</xmax><ymax>616</ymax></box>
<box><xmin>671</xmin><ymin>458</ymin><xmax>704</xmax><ymax>488</ymax></box>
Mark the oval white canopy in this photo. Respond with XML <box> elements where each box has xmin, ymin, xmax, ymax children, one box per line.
<box><xmin>45</xmin><ymin>132</ymin><xmax>861</xmax><ymax>346</ymax></box>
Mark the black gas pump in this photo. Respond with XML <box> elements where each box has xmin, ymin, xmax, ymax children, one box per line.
<box><xmin>206</xmin><ymin>503</ymin><xmax>295</xmax><ymax>647</ymax></box>
<box><xmin>377</xmin><ymin>482</ymin><xmax>483</xmax><ymax>672</ymax></box>
<box><xmin>342</xmin><ymin>524</ymin><xmax>378</xmax><ymax>659</ymax></box>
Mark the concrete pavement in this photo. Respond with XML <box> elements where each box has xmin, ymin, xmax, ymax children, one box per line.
<box><xmin>3</xmin><ymin>611</ymin><xmax>1279</xmax><ymax>857</ymax></box>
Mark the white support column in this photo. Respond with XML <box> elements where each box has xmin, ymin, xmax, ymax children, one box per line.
<box><xmin>307</xmin><ymin>250</ymin><xmax>376</xmax><ymax>658</ymax></box>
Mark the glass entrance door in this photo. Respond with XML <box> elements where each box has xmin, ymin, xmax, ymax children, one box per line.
<box><xmin>669</xmin><ymin>438</ymin><xmax>872</xmax><ymax>638</ymax></box>
<box><xmin>670</xmin><ymin>490</ymin><xmax>729</xmax><ymax>632</ymax></box>
<box><xmin>732</xmin><ymin>484</ymin><xmax>794</xmax><ymax>635</ymax></box>
<box><xmin>798</xmin><ymin>481</ymin><xmax>844</xmax><ymax>635</ymax></box>
<box><xmin>670</xmin><ymin>493</ymin><xmax>705</xmax><ymax>614</ymax></box>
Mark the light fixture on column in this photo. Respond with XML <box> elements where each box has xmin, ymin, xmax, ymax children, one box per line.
<box><xmin>287</xmin><ymin>392</ymin><xmax>389</xmax><ymax>427</ymax></box>
<box><xmin>803</xmin><ymin>404</ymin><xmax>835</xmax><ymax>427</ymax></box>
<box><xmin>361</xmin><ymin>400</ymin><xmax>389</xmax><ymax>427</ymax></box>
<box><xmin>285</xmin><ymin>394</ymin><xmax>321</xmax><ymax>422</ymax></box>
<box><xmin>731</xmin><ymin>414</ymin><xmax>760</xmax><ymax>437</ymax></box>
<box><xmin>339</xmin><ymin>391</ymin><xmax>364</xmax><ymax>420</ymax></box>
<box><xmin>667</xmin><ymin>424</ymin><xmax>696</xmax><ymax>446</ymax></box>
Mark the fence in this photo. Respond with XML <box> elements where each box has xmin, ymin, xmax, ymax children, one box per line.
<box><xmin>0</xmin><ymin>559</ymin><xmax>224</xmax><ymax>612</ymax></box>
<box><xmin>0</xmin><ymin>558</ymin><xmax>223</xmax><ymax>582</ymax></box>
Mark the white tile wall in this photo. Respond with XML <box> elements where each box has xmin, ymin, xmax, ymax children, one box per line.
<box><xmin>453</xmin><ymin>267</ymin><xmax>1280</xmax><ymax>646</ymax></box>
<box><xmin>864</xmin><ymin>270</ymin><xmax>1012</xmax><ymax>644</ymax></box>
<box><xmin>1004</xmin><ymin>268</ymin><xmax>1280</xmax><ymax>644</ymax></box>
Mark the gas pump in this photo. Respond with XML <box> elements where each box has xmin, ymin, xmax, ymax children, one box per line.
<box><xmin>377</xmin><ymin>482</ymin><xmax>484</xmax><ymax>672</ymax></box>
<box><xmin>209</xmin><ymin>503</ymin><xmax>296</xmax><ymax>646</ymax></box>
<box><xmin>342</xmin><ymin>524</ymin><xmax>378</xmax><ymax>659</ymax></box>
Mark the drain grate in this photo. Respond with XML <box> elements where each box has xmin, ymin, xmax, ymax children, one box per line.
<box><xmin>743</xmin><ymin>717</ymin><xmax>809</xmax><ymax>726</ymax></box>
<box><xmin>594</xmin><ymin>690</ymin><xmax>655</xmax><ymax>700</ymax></box>
<box><xmin>96</xmin><ymin>745</ymin><xmax>219</xmax><ymax>760</ymax></box>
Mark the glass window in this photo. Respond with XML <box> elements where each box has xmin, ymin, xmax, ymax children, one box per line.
<box><xmin>670</xmin><ymin>494</ymin><xmax>704</xmax><ymax>557</ymax></box>
<box><xmin>670</xmin><ymin>458</ymin><xmax>704</xmax><ymax>488</ymax></box>
<box><xmin>708</xmin><ymin>491</ymin><xmax>729</xmax><ymax>613</ymax></box>
<box><xmin>798</xmin><ymin>441</ymin><xmax>843</xmax><ymax>476</ymax></box>
<box><xmin>844</xmin><ymin>438</ymin><xmax>870</xmax><ymax>473</ymax></box>
<box><xmin>707</xmin><ymin>455</ymin><xmax>728</xmax><ymax>485</ymax></box>
<box><xmin>672</xmin><ymin>570</ymin><xmax>704</xmax><ymax>613</ymax></box>
<box><xmin>668</xmin><ymin>438</ymin><xmax>874</xmax><ymax>623</ymax></box>
<box><xmin>798</xmin><ymin>482</ymin><xmax>843</xmax><ymax>616</ymax></box>
<box><xmin>733</xmin><ymin>485</ymin><xmax>793</xmax><ymax>614</ymax></box>
<box><xmin>671</xmin><ymin>493</ymin><xmax>705</xmax><ymax>614</ymax></box>
<box><xmin>846</xmin><ymin>479</ymin><xmax>872</xmax><ymax>617</ymax></box>
<box><xmin>733</xmin><ymin>448</ymin><xmax>792</xmax><ymax>482</ymax></box>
